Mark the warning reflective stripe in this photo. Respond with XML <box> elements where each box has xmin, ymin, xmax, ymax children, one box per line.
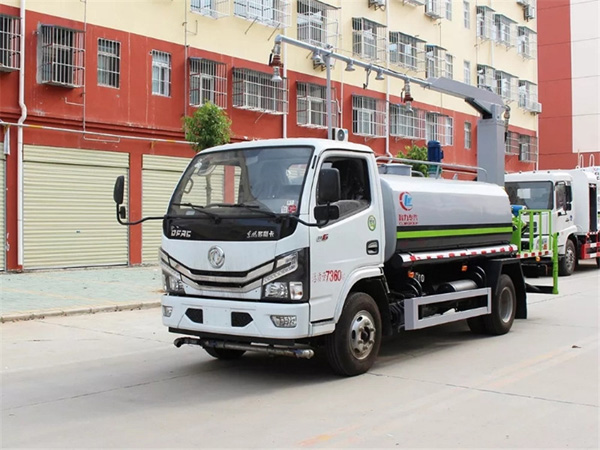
<box><xmin>398</xmin><ymin>244</ymin><xmax>517</xmax><ymax>265</ymax></box>
<box><xmin>397</xmin><ymin>226</ymin><xmax>513</xmax><ymax>239</ymax></box>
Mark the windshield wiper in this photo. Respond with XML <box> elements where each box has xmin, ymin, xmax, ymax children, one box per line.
<box><xmin>172</xmin><ymin>203</ymin><xmax>222</xmax><ymax>223</ymax></box>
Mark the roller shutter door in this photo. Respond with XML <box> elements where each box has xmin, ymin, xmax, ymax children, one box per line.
<box><xmin>142</xmin><ymin>155</ymin><xmax>190</xmax><ymax>263</ymax></box>
<box><xmin>23</xmin><ymin>146</ymin><xmax>129</xmax><ymax>269</ymax></box>
<box><xmin>0</xmin><ymin>147</ymin><xmax>4</xmax><ymax>271</ymax></box>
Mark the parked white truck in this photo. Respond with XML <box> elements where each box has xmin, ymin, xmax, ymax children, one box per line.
<box><xmin>114</xmin><ymin>138</ymin><xmax>535</xmax><ymax>376</ymax></box>
<box><xmin>505</xmin><ymin>169</ymin><xmax>600</xmax><ymax>276</ymax></box>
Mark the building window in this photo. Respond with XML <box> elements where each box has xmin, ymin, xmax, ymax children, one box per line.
<box><xmin>518</xmin><ymin>80</ymin><xmax>538</xmax><ymax>111</ymax></box>
<box><xmin>464</xmin><ymin>121</ymin><xmax>471</xmax><ymax>149</ymax></box>
<box><xmin>463</xmin><ymin>60</ymin><xmax>471</xmax><ymax>85</ymax></box>
<box><xmin>297</xmin><ymin>82</ymin><xmax>338</xmax><ymax>128</ymax></box>
<box><xmin>425</xmin><ymin>45</ymin><xmax>445</xmax><ymax>78</ymax></box>
<box><xmin>232</xmin><ymin>68</ymin><xmax>288</xmax><ymax>114</ymax></box>
<box><xmin>495</xmin><ymin>70</ymin><xmax>516</xmax><ymax>101</ymax></box>
<box><xmin>390</xmin><ymin>104</ymin><xmax>425</xmax><ymax>139</ymax></box>
<box><xmin>445</xmin><ymin>54</ymin><xmax>453</xmax><ymax>79</ymax></box>
<box><xmin>463</xmin><ymin>1</ymin><xmax>470</xmax><ymax>28</ymax></box>
<box><xmin>426</xmin><ymin>113</ymin><xmax>453</xmax><ymax>145</ymax></box>
<box><xmin>352</xmin><ymin>95</ymin><xmax>386</xmax><ymax>137</ymax></box>
<box><xmin>189</xmin><ymin>58</ymin><xmax>227</xmax><ymax>108</ymax></box>
<box><xmin>518</xmin><ymin>26</ymin><xmax>537</xmax><ymax>59</ymax></box>
<box><xmin>519</xmin><ymin>135</ymin><xmax>537</xmax><ymax>162</ymax></box>
<box><xmin>505</xmin><ymin>131</ymin><xmax>519</xmax><ymax>155</ymax></box>
<box><xmin>0</xmin><ymin>14</ymin><xmax>20</xmax><ymax>71</ymax></box>
<box><xmin>297</xmin><ymin>0</ymin><xmax>339</xmax><ymax>49</ymax></box>
<box><xmin>38</xmin><ymin>25</ymin><xmax>84</xmax><ymax>87</ymax></box>
<box><xmin>476</xmin><ymin>6</ymin><xmax>495</xmax><ymax>40</ymax></box>
<box><xmin>477</xmin><ymin>64</ymin><xmax>495</xmax><ymax>91</ymax></box>
<box><xmin>352</xmin><ymin>18</ymin><xmax>386</xmax><ymax>62</ymax></box>
<box><xmin>151</xmin><ymin>50</ymin><xmax>171</xmax><ymax>97</ymax></box>
<box><xmin>445</xmin><ymin>0</ymin><xmax>452</xmax><ymax>20</ymax></box>
<box><xmin>495</xmin><ymin>14</ymin><xmax>515</xmax><ymax>47</ymax></box>
<box><xmin>191</xmin><ymin>0</ymin><xmax>229</xmax><ymax>19</ymax></box>
<box><xmin>97</xmin><ymin>39</ymin><xmax>120</xmax><ymax>88</ymax></box>
<box><xmin>234</xmin><ymin>0</ymin><xmax>291</xmax><ymax>28</ymax></box>
<box><xmin>425</xmin><ymin>0</ymin><xmax>443</xmax><ymax>19</ymax></box>
<box><xmin>389</xmin><ymin>32</ymin><xmax>424</xmax><ymax>71</ymax></box>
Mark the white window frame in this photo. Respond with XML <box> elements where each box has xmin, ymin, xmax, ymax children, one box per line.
<box><xmin>445</xmin><ymin>54</ymin><xmax>453</xmax><ymax>79</ymax></box>
<box><xmin>389</xmin><ymin>32</ymin><xmax>424</xmax><ymax>72</ymax></box>
<box><xmin>445</xmin><ymin>0</ymin><xmax>452</xmax><ymax>20</ymax></box>
<box><xmin>296</xmin><ymin>82</ymin><xmax>338</xmax><ymax>128</ymax></box>
<box><xmin>38</xmin><ymin>24</ymin><xmax>85</xmax><ymax>87</ymax></box>
<box><xmin>505</xmin><ymin>131</ymin><xmax>519</xmax><ymax>155</ymax></box>
<box><xmin>518</xmin><ymin>80</ymin><xmax>538</xmax><ymax>111</ymax></box>
<box><xmin>425</xmin><ymin>45</ymin><xmax>445</xmax><ymax>78</ymax></box>
<box><xmin>495</xmin><ymin>70</ymin><xmax>516</xmax><ymax>102</ymax></box>
<box><xmin>463</xmin><ymin>60</ymin><xmax>471</xmax><ymax>85</ymax></box>
<box><xmin>97</xmin><ymin>38</ymin><xmax>120</xmax><ymax>89</ymax></box>
<box><xmin>518</xmin><ymin>26</ymin><xmax>537</xmax><ymax>59</ymax></box>
<box><xmin>352</xmin><ymin>95</ymin><xmax>386</xmax><ymax>138</ymax></box>
<box><xmin>476</xmin><ymin>6</ymin><xmax>495</xmax><ymax>40</ymax></box>
<box><xmin>477</xmin><ymin>64</ymin><xmax>495</xmax><ymax>91</ymax></box>
<box><xmin>390</xmin><ymin>104</ymin><xmax>425</xmax><ymax>139</ymax></box>
<box><xmin>297</xmin><ymin>0</ymin><xmax>339</xmax><ymax>50</ymax></box>
<box><xmin>495</xmin><ymin>14</ymin><xmax>515</xmax><ymax>47</ymax></box>
<box><xmin>463</xmin><ymin>1</ymin><xmax>470</xmax><ymax>28</ymax></box>
<box><xmin>189</xmin><ymin>58</ymin><xmax>227</xmax><ymax>108</ymax></box>
<box><xmin>426</xmin><ymin>113</ymin><xmax>453</xmax><ymax>145</ymax></box>
<box><xmin>352</xmin><ymin>17</ymin><xmax>386</xmax><ymax>62</ymax></box>
<box><xmin>425</xmin><ymin>0</ymin><xmax>443</xmax><ymax>19</ymax></box>
<box><xmin>0</xmin><ymin>14</ymin><xmax>20</xmax><ymax>71</ymax></box>
<box><xmin>464</xmin><ymin>121</ymin><xmax>471</xmax><ymax>149</ymax></box>
<box><xmin>234</xmin><ymin>0</ymin><xmax>291</xmax><ymax>28</ymax></box>
<box><xmin>233</xmin><ymin>68</ymin><xmax>288</xmax><ymax>115</ymax></box>
<box><xmin>152</xmin><ymin>50</ymin><xmax>171</xmax><ymax>97</ymax></box>
<box><xmin>518</xmin><ymin>135</ymin><xmax>537</xmax><ymax>162</ymax></box>
<box><xmin>191</xmin><ymin>0</ymin><xmax>230</xmax><ymax>19</ymax></box>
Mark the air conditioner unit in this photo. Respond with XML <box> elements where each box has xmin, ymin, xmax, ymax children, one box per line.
<box><xmin>369</xmin><ymin>0</ymin><xmax>386</xmax><ymax>8</ymax></box>
<box><xmin>331</xmin><ymin>127</ymin><xmax>349</xmax><ymax>142</ymax></box>
<box><xmin>531</xmin><ymin>101</ymin><xmax>542</xmax><ymax>114</ymax></box>
<box><xmin>524</xmin><ymin>4</ymin><xmax>535</xmax><ymax>20</ymax></box>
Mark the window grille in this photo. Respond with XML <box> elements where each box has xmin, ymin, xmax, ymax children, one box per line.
<box><xmin>352</xmin><ymin>95</ymin><xmax>386</xmax><ymax>138</ymax></box>
<box><xmin>494</xmin><ymin>14</ymin><xmax>516</xmax><ymax>47</ymax></box>
<box><xmin>505</xmin><ymin>131</ymin><xmax>519</xmax><ymax>155</ymax></box>
<box><xmin>297</xmin><ymin>0</ymin><xmax>339</xmax><ymax>49</ymax></box>
<box><xmin>519</xmin><ymin>135</ymin><xmax>537</xmax><ymax>162</ymax></box>
<box><xmin>495</xmin><ymin>70</ymin><xmax>517</xmax><ymax>102</ymax></box>
<box><xmin>463</xmin><ymin>60</ymin><xmax>471</xmax><ymax>85</ymax></box>
<box><xmin>39</xmin><ymin>25</ymin><xmax>84</xmax><ymax>87</ymax></box>
<box><xmin>152</xmin><ymin>50</ymin><xmax>171</xmax><ymax>97</ymax></box>
<box><xmin>445</xmin><ymin>0</ymin><xmax>453</xmax><ymax>20</ymax></box>
<box><xmin>97</xmin><ymin>39</ymin><xmax>120</xmax><ymax>88</ymax></box>
<box><xmin>463</xmin><ymin>1</ymin><xmax>470</xmax><ymax>28</ymax></box>
<box><xmin>232</xmin><ymin>68</ymin><xmax>288</xmax><ymax>114</ymax></box>
<box><xmin>296</xmin><ymin>82</ymin><xmax>338</xmax><ymax>128</ymax></box>
<box><xmin>425</xmin><ymin>0</ymin><xmax>443</xmax><ymax>18</ymax></box>
<box><xmin>189</xmin><ymin>58</ymin><xmax>227</xmax><ymax>108</ymax></box>
<box><xmin>425</xmin><ymin>45</ymin><xmax>446</xmax><ymax>78</ymax></box>
<box><xmin>389</xmin><ymin>32</ymin><xmax>425</xmax><ymax>72</ymax></box>
<box><xmin>476</xmin><ymin>6</ymin><xmax>495</xmax><ymax>40</ymax></box>
<box><xmin>389</xmin><ymin>104</ymin><xmax>425</xmax><ymax>139</ymax></box>
<box><xmin>426</xmin><ymin>113</ymin><xmax>453</xmax><ymax>146</ymax></box>
<box><xmin>0</xmin><ymin>14</ymin><xmax>20</xmax><ymax>71</ymax></box>
<box><xmin>191</xmin><ymin>0</ymin><xmax>230</xmax><ymax>19</ymax></box>
<box><xmin>477</xmin><ymin>64</ymin><xmax>495</xmax><ymax>91</ymax></box>
<box><xmin>464</xmin><ymin>121</ymin><xmax>471</xmax><ymax>149</ymax></box>
<box><xmin>445</xmin><ymin>54</ymin><xmax>453</xmax><ymax>79</ymax></box>
<box><xmin>518</xmin><ymin>80</ymin><xmax>538</xmax><ymax>111</ymax></box>
<box><xmin>352</xmin><ymin>18</ymin><xmax>386</xmax><ymax>62</ymax></box>
<box><xmin>234</xmin><ymin>0</ymin><xmax>291</xmax><ymax>28</ymax></box>
<box><xmin>517</xmin><ymin>26</ymin><xmax>537</xmax><ymax>59</ymax></box>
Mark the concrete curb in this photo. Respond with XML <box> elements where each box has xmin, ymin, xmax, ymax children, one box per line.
<box><xmin>0</xmin><ymin>301</ymin><xmax>161</xmax><ymax>323</ymax></box>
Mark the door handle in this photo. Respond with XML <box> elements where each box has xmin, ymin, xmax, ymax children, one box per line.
<box><xmin>366</xmin><ymin>240</ymin><xmax>379</xmax><ymax>255</ymax></box>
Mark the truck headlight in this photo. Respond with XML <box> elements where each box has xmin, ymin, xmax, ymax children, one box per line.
<box><xmin>161</xmin><ymin>259</ymin><xmax>185</xmax><ymax>295</ymax></box>
<box><xmin>261</xmin><ymin>250</ymin><xmax>308</xmax><ymax>302</ymax></box>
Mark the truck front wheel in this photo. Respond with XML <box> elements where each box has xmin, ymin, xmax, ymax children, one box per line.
<box><xmin>558</xmin><ymin>239</ymin><xmax>576</xmax><ymax>276</ymax></box>
<box><xmin>325</xmin><ymin>292</ymin><xmax>382</xmax><ymax>376</ymax></box>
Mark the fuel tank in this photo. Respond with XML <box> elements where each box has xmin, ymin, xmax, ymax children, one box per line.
<box><xmin>380</xmin><ymin>175</ymin><xmax>512</xmax><ymax>261</ymax></box>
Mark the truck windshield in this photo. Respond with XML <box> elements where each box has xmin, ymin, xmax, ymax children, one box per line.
<box><xmin>168</xmin><ymin>146</ymin><xmax>313</xmax><ymax>218</ymax></box>
<box><xmin>505</xmin><ymin>181</ymin><xmax>553</xmax><ymax>210</ymax></box>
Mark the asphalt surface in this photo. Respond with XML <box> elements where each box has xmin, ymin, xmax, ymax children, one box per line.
<box><xmin>0</xmin><ymin>266</ymin><xmax>162</xmax><ymax>322</ymax></box>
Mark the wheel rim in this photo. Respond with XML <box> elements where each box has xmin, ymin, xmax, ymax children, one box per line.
<box><xmin>498</xmin><ymin>287</ymin><xmax>514</xmax><ymax>323</ymax></box>
<box><xmin>348</xmin><ymin>310</ymin><xmax>376</xmax><ymax>360</ymax></box>
<box><xmin>565</xmin><ymin>246</ymin><xmax>575</xmax><ymax>273</ymax></box>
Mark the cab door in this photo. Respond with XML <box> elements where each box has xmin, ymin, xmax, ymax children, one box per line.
<box><xmin>308</xmin><ymin>151</ymin><xmax>384</xmax><ymax>323</ymax></box>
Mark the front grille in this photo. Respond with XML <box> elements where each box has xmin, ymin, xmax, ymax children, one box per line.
<box><xmin>231</xmin><ymin>312</ymin><xmax>253</xmax><ymax>327</ymax></box>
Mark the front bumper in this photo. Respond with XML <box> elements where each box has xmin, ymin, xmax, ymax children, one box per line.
<box><xmin>162</xmin><ymin>295</ymin><xmax>311</xmax><ymax>340</ymax></box>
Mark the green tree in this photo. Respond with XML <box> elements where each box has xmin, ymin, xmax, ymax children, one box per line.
<box><xmin>183</xmin><ymin>101</ymin><xmax>232</xmax><ymax>152</ymax></box>
<box><xmin>396</xmin><ymin>144</ymin><xmax>429</xmax><ymax>177</ymax></box>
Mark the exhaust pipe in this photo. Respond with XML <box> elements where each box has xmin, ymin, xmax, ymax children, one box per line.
<box><xmin>173</xmin><ymin>337</ymin><xmax>315</xmax><ymax>359</ymax></box>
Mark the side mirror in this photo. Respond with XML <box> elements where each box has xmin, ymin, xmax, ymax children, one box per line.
<box><xmin>317</xmin><ymin>168</ymin><xmax>340</xmax><ymax>204</ymax></box>
<box><xmin>113</xmin><ymin>176</ymin><xmax>125</xmax><ymax>205</ymax></box>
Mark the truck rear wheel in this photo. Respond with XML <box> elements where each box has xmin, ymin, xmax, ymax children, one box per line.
<box><xmin>325</xmin><ymin>292</ymin><xmax>382</xmax><ymax>376</ymax></box>
<box><xmin>558</xmin><ymin>240</ymin><xmax>576</xmax><ymax>276</ymax></box>
<box><xmin>204</xmin><ymin>347</ymin><xmax>246</xmax><ymax>360</ymax></box>
<box><xmin>483</xmin><ymin>274</ymin><xmax>516</xmax><ymax>335</ymax></box>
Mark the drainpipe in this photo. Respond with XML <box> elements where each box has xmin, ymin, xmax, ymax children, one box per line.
<box><xmin>385</xmin><ymin>1</ymin><xmax>392</xmax><ymax>157</ymax></box>
<box><xmin>17</xmin><ymin>0</ymin><xmax>27</xmax><ymax>269</ymax></box>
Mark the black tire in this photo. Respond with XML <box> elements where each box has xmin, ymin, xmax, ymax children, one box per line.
<box><xmin>558</xmin><ymin>239</ymin><xmax>576</xmax><ymax>276</ymax></box>
<box><xmin>482</xmin><ymin>274</ymin><xmax>517</xmax><ymax>335</ymax></box>
<box><xmin>596</xmin><ymin>257</ymin><xmax>600</xmax><ymax>269</ymax></box>
<box><xmin>204</xmin><ymin>347</ymin><xmax>246</xmax><ymax>360</ymax></box>
<box><xmin>325</xmin><ymin>292</ymin><xmax>382</xmax><ymax>376</ymax></box>
<box><xmin>467</xmin><ymin>316</ymin><xmax>486</xmax><ymax>334</ymax></box>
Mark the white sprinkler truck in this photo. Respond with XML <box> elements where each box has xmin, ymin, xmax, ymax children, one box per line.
<box><xmin>505</xmin><ymin>169</ymin><xmax>600</xmax><ymax>276</ymax></box>
<box><xmin>113</xmin><ymin>138</ymin><xmax>533</xmax><ymax>376</ymax></box>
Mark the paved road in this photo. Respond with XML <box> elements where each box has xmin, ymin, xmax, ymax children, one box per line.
<box><xmin>1</xmin><ymin>264</ymin><xmax>598</xmax><ymax>448</ymax></box>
